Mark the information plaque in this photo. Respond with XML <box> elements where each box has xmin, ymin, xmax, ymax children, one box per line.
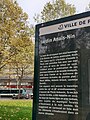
<box><xmin>33</xmin><ymin>12</ymin><xmax>90</xmax><ymax>120</ymax></box>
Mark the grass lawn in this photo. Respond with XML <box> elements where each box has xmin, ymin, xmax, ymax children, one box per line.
<box><xmin>0</xmin><ymin>99</ymin><xmax>32</xmax><ymax>120</ymax></box>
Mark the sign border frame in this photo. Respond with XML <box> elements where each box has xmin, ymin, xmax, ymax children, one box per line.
<box><xmin>32</xmin><ymin>11</ymin><xmax>90</xmax><ymax>120</ymax></box>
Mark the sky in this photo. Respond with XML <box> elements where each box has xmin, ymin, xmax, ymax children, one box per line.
<box><xmin>16</xmin><ymin>0</ymin><xmax>90</xmax><ymax>25</ymax></box>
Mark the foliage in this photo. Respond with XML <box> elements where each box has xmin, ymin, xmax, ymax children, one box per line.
<box><xmin>0</xmin><ymin>0</ymin><xmax>34</xmax><ymax>93</ymax></box>
<box><xmin>9</xmin><ymin>37</ymin><xmax>34</xmax><ymax>86</ymax></box>
<box><xmin>34</xmin><ymin>0</ymin><xmax>76</xmax><ymax>23</ymax></box>
<box><xmin>0</xmin><ymin>0</ymin><xmax>34</xmax><ymax>69</ymax></box>
<box><xmin>0</xmin><ymin>100</ymin><xmax>32</xmax><ymax>120</ymax></box>
<box><xmin>85</xmin><ymin>3</ymin><xmax>90</xmax><ymax>11</ymax></box>
<box><xmin>0</xmin><ymin>0</ymin><xmax>34</xmax><ymax>82</ymax></box>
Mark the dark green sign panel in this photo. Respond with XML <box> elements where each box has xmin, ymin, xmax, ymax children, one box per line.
<box><xmin>33</xmin><ymin>12</ymin><xmax>90</xmax><ymax>120</ymax></box>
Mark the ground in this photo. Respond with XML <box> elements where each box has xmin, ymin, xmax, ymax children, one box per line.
<box><xmin>0</xmin><ymin>99</ymin><xmax>32</xmax><ymax>120</ymax></box>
